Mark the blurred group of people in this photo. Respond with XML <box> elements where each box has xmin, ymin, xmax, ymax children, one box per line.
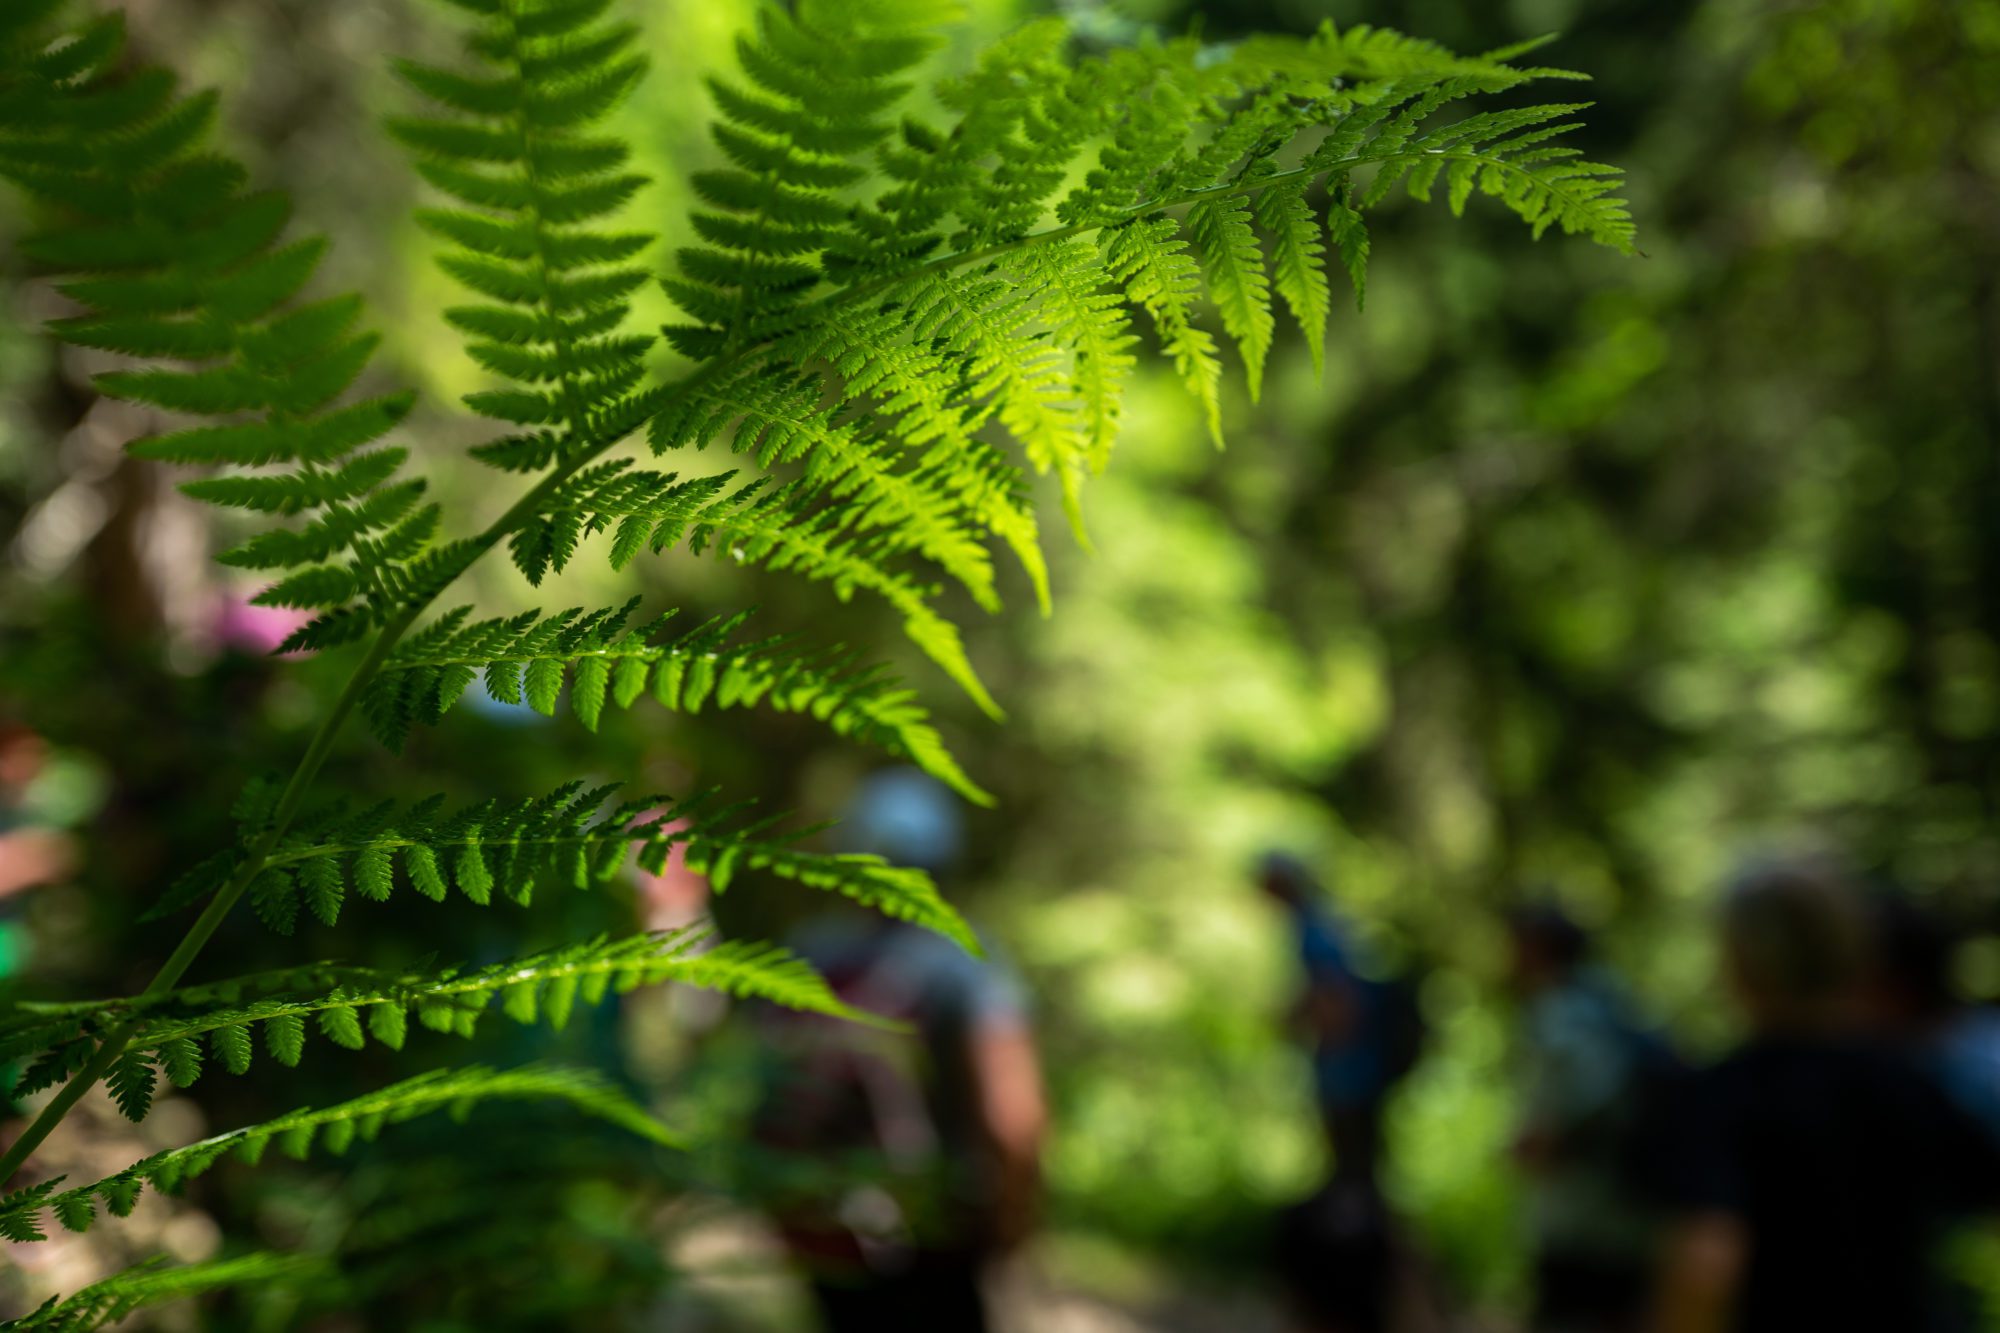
<box><xmin>1264</xmin><ymin>851</ymin><xmax>2000</xmax><ymax>1333</ymax></box>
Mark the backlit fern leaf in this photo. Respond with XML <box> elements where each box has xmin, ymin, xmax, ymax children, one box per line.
<box><xmin>153</xmin><ymin>780</ymin><xmax>971</xmax><ymax>947</ymax></box>
<box><xmin>391</xmin><ymin>0</ymin><xmax>659</xmax><ymax>472</ymax></box>
<box><xmin>5</xmin><ymin>930</ymin><xmax>878</xmax><ymax>1100</ymax></box>
<box><xmin>512</xmin><ymin>462</ymin><xmax>999</xmax><ymax>714</ymax></box>
<box><xmin>626</xmin><ymin>4</ymin><xmax>1634</xmax><ymax>710</ymax></box>
<box><xmin>363</xmin><ymin>598</ymin><xmax>988</xmax><ymax>801</ymax></box>
<box><xmin>1023</xmin><ymin>240</ymin><xmax>1139</xmax><ymax>481</ymax></box>
<box><xmin>651</xmin><ymin>367</ymin><xmax>1003</xmax><ymax>612</ymax></box>
<box><xmin>896</xmin><ymin>269</ymin><xmax>1094</xmax><ymax>543</ymax></box>
<box><xmin>768</xmin><ymin>306</ymin><xmax>1051</xmax><ymax>612</ymax></box>
<box><xmin>1185</xmin><ymin>192</ymin><xmax>1275</xmax><ymax>402</ymax></box>
<box><xmin>1102</xmin><ymin>216</ymin><xmax>1225</xmax><ymax>445</ymax></box>
<box><xmin>1253</xmin><ymin>175</ymin><xmax>1332</xmax><ymax>371</ymax></box>
<box><xmin>663</xmin><ymin>0</ymin><xmax>950</xmax><ymax>359</ymax></box>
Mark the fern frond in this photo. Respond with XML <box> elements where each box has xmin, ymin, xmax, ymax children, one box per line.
<box><xmin>1185</xmin><ymin>192</ymin><xmax>1275</xmax><ymax>402</ymax></box>
<box><xmin>0</xmin><ymin>3</ymin><xmax>1636</xmax><ymax>1267</ymax></box>
<box><xmin>629</xmin><ymin>11</ymin><xmax>1632</xmax><ymax>707</ymax></box>
<box><xmin>651</xmin><ymin>367</ymin><xmax>1004</xmax><ymax>613</ymax></box>
<box><xmin>393</xmin><ymin>0</ymin><xmax>658</xmax><ymax>476</ymax></box>
<box><xmin>148</xmin><ymin>780</ymin><xmax>972</xmax><ymax>947</ymax></box>
<box><xmin>45</xmin><ymin>930</ymin><xmax>881</xmax><ymax>1097</ymax></box>
<box><xmin>5</xmin><ymin>926</ymin><xmax>887</xmax><ymax>1099</ymax></box>
<box><xmin>0</xmin><ymin>1255</ymin><xmax>321</xmax><ymax>1333</ymax></box>
<box><xmin>865</xmin><ymin>19</ymin><xmax>1082</xmax><ymax>258</ymax></box>
<box><xmin>892</xmin><ymin>269</ymin><xmax>1094</xmax><ymax>545</ymax></box>
<box><xmin>1024</xmin><ymin>239</ymin><xmax>1139</xmax><ymax>480</ymax></box>
<box><xmin>1253</xmin><ymin>175</ymin><xmax>1332</xmax><ymax>370</ymax></box>
<box><xmin>0</xmin><ymin>1064</ymin><xmax>677</xmax><ymax>1243</ymax></box>
<box><xmin>765</xmin><ymin>308</ymin><xmax>1052</xmax><ymax>612</ymax></box>
<box><xmin>363</xmin><ymin>598</ymin><xmax>988</xmax><ymax>801</ymax></box>
<box><xmin>1102</xmin><ymin>216</ymin><xmax>1225</xmax><ymax>446</ymax></box>
<box><xmin>0</xmin><ymin>14</ymin><xmax>438</xmax><ymax>644</ymax></box>
<box><xmin>663</xmin><ymin>0</ymin><xmax>951</xmax><ymax>357</ymax></box>
<box><xmin>511</xmin><ymin>463</ymin><xmax>999</xmax><ymax>715</ymax></box>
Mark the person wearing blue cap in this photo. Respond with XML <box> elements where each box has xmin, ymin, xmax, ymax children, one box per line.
<box><xmin>751</xmin><ymin>768</ymin><xmax>1044</xmax><ymax>1333</ymax></box>
<box><xmin>1260</xmin><ymin>851</ymin><xmax>1430</xmax><ymax>1333</ymax></box>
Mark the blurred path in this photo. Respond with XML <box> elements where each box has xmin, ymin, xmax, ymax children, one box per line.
<box><xmin>654</xmin><ymin>1209</ymin><xmax>1296</xmax><ymax>1332</ymax></box>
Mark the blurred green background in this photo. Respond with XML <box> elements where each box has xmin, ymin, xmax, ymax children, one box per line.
<box><xmin>2</xmin><ymin>0</ymin><xmax>1996</xmax><ymax>1326</ymax></box>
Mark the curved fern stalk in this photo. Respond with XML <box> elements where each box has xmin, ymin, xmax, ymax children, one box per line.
<box><xmin>0</xmin><ymin>1064</ymin><xmax>675</xmax><ymax>1244</ymax></box>
<box><xmin>0</xmin><ymin>1254</ymin><xmax>322</xmax><ymax>1333</ymax></box>
<box><xmin>0</xmin><ymin>3</ymin><xmax>485</xmax><ymax>1187</ymax></box>
<box><xmin>360</xmin><ymin>598</ymin><xmax>990</xmax><ymax>802</ymax></box>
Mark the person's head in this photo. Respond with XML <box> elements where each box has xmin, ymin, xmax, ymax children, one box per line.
<box><xmin>0</xmin><ymin>721</ymin><xmax>49</xmax><ymax>800</ymax></box>
<box><xmin>1504</xmin><ymin>903</ymin><xmax>1589</xmax><ymax>995</ymax></box>
<box><xmin>840</xmin><ymin>767</ymin><xmax>965</xmax><ymax>877</ymax></box>
<box><xmin>1718</xmin><ymin>855</ymin><xmax>1869</xmax><ymax>1033</ymax></box>
<box><xmin>1865</xmin><ymin>891</ymin><xmax>1960</xmax><ymax>1031</ymax></box>
<box><xmin>1256</xmin><ymin>850</ymin><xmax>1319</xmax><ymax>907</ymax></box>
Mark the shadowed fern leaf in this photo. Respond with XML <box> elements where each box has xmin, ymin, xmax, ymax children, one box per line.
<box><xmin>151</xmin><ymin>780</ymin><xmax>971</xmax><ymax>947</ymax></box>
<box><xmin>0</xmin><ymin>1254</ymin><xmax>321</xmax><ymax>1333</ymax></box>
<box><xmin>0</xmin><ymin>1064</ymin><xmax>676</xmax><ymax>1244</ymax></box>
<box><xmin>0</xmin><ymin>11</ymin><xmax>454</xmax><ymax>650</ymax></box>
<box><xmin>0</xmin><ymin>929</ymin><xmax>888</xmax><ymax>1111</ymax></box>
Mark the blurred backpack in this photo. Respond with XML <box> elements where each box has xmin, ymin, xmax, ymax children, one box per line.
<box><xmin>752</xmin><ymin>938</ymin><xmax>939</xmax><ymax>1173</ymax></box>
<box><xmin>749</xmin><ymin>930</ymin><xmax>977</xmax><ymax>1268</ymax></box>
<box><xmin>1610</xmin><ymin>1021</ymin><xmax>1693</xmax><ymax>1205</ymax></box>
<box><xmin>1375</xmin><ymin>973</ymin><xmax>1429</xmax><ymax>1089</ymax></box>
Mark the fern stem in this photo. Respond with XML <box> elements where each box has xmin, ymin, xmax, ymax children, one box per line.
<box><xmin>0</xmin><ymin>614</ymin><xmax>415</xmax><ymax>1183</ymax></box>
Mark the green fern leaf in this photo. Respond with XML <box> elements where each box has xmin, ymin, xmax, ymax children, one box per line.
<box><xmin>1185</xmin><ymin>193</ymin><xmax>1275</xmax><ymax>401</ymax></box>
<box><xmin>0</xmin><ymin>1065</ymin><xmax>679</xmax><ymax>1245</ymax></box>
<box><xmin>1103</xmin><ymin>217</ymin><xmax>1225</xmax><ymax>446</ymax></box>
<box><xmin>1254</xmin><ymin>176</ymin><xmax>1332</xmax><ymax>371</ymax></box>
<box><xmin>105</xmin><ymin>1051</ymin><xmax>155</xmax><ymax>1123</ymax></box>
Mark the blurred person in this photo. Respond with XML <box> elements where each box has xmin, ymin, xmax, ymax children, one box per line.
<box><xmin>1260</xmin><ymin>851</ymin><xmax>1426</xmax><ymax>1192</ymax></box>
<box><xmin>1654</xmin><ymin>858</ymin><xmax>2000</xmax><ymax>1333</ymax></box>
<box><xmin>1866</xmin><ymin>892</ymin><xmax>2000</xmax><ymax>1144</ymax></box>
<box><xmin>0</xmin><ymin>722</ymin><xmax>79</xmax><ymax>1115</ymax></box>
<box><xmin>750</xmin><ymin>768</ymin><xmax>1044</xmax><ymax>1333</ymax></box>
<box><xmin>1506</xmin><ymin>903</ymin><xmax>1676</xmax><ymax>1333</ymax></box>
<box><xmin>0</xmin><ymin>723</ymin><xmax>76</xmax><ymax>980</ymax></box>
<box><xmin>1260</xmin><ymin>851</ymin><xmax>1429</xmax><ymax>1333</ymax></box>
